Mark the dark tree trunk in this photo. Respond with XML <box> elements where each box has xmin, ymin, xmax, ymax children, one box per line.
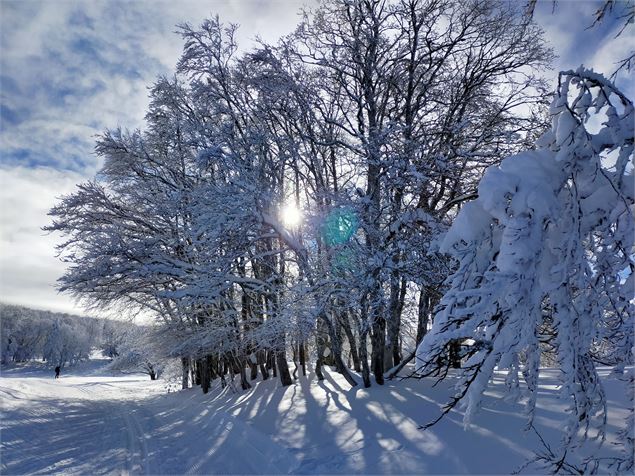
<box><xmin>315</xmin><ymin>356</ymin><xmax>325</xmax><ymax>381</ymax></box>
<box><xmin>385</xmin><ymin>275</ymin><xmax>399</xmax><ymax>371</ymax></box>
<box><xmin>334</xmin><ymin>314</ymin><xmax>343</xmax><ymax>369</ymax></box>
<box><xmin>324</xmin><ymin>315</ymin><xmax>357</xmax><ymax>387</ymax></box>
<box><xmin>220</xmin><ymin>360</ymin><xmax>227</xmax><ymax>389</ymax></box>
<box><xmin>387</xmin><ymin>290</ymin><xmax>439</xmax><ymax>380</ymax></box>
<box><xmin>393</xmin><ymin>278</ymin><xmax>407</xmax><ymax>365</ymax></box>
<box><xmin>315</xmin><ymin>320</ymin><xmax>327</xmax><ymax>381</ymax></box>
<box><xmin>449</xmin><ymin>341</ymin><xmax>461</xmax><ymax>369</ymax></box>
<box><xmin>416</xmin><ymin>289</ymin><xmax>434</xmax><ymax>345</ymax></box>
<box><xmin>371</xmin><ymin>327</ymin><xmax>385</xmax><ymax>385</ymax></box>
<box><xmin>276</xmin><ymin>348</ymin><xmax>293</xmax><ymax>386</ymax></box>
<box><xmin>299</xmin><ymin>341</ymin><xmax>307</xmax><ymax>377</ymax></box>
<box><xmin>181</xmin><ymin>357</ymin><xmax>190</xmax><ymax>389</ymax></box>
<box><xmin>239</xmin><ymin>275</ymin><xmax>259</xmax><ymax>383</ymax></box>
<box><xmin>359</xmin><ymin>330</ymin><xmax>371</xmax><ymax>388</ymax></box>
<box><xmin>249</xmin><ymin>361</ymin><xmax>258</xmax><ymax>380</ymax></box>
<box><xmin>200</xmin><ymin>357</ymin><xmax>210</xmax><ymax>394</ymax></box>
<box><xmin>315</xmin><ymin>335</ymin><xmax>325</xmax><ymax>381</ymax></box>
<box><xmin>239</xmin><ymin>363</ymin><xmax>252</xmax><ymax>390</ymax></box>
<box><xmin>259</xmin><ymin>350</ymin><xmax>269</xmax><ymax>380</ymax></box>
<box><xmin>357</xmin><ymin>300</ymin><xmax>372</xmax><ymax>388</ymax></box>
<box><xmin>229</xmin><ymin>353</ymin><xmax>242</xmax><ymax>374</ymax></box>
<box><xmin>268</xmin><ymin>351</ymin><xmax>278</xmax><ymax>378</ymax></box>
<box><xmin>370</xmin><ymin>308</ymin><xmax>386</xmax><ymax>385</ymax></box>
<box><xmin>292</xmin><ymin>344</ymin><xmax>299</xmax><ymax>380</ymax></box>
<box><xmin>194</xmin><ymin>359</ymin><xmax>202</xmax><ymax>386</ymax></box>
<box><xmin>385</xmin><ymin>275</ymin><xmax>407</xmax><ymax>371</ymax></box>
<box><xmin>339</xmin><ymin>311</ymin><xmax>361</xmax><ymax>372</ymax></box>
<box><xmin>209</xmin><ymin>355</ymin><xmax>218</xmax><ymax>380</ymax></box>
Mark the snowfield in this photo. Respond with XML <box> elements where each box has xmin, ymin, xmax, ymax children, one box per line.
<box><xmin>1</xmin><ymin>359</ymin><xmax>630</xmax><ymax>475</ymax></box>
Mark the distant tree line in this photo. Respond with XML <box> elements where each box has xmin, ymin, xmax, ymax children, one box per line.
<box><xmin>0</xmin><ymin>303</ymin><xmax>165</xmax><ymax>380</ymax></box>
<box><xmin>0</xmin><ymin>303</ymin><xmax>104</xmax><ymax>367</ymax></box>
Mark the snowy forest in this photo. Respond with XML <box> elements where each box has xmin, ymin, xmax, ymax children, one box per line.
<box><xmin>1</xmin><ymin>303</ymin><xmax>103</xmax><ymax>366</ymax></box>
<box><xmin>7</xmin><ymin>0</ymin><xmax>629</xmax><ymax>473</ymax></box>
<box><xmin>0</xmin><ymin>303</ymin><xmax>162</xmax><ymax>378</ymax></box>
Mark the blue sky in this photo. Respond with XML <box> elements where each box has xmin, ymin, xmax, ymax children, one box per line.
<box><xmin>0</xmin><ymin>0</ymin><xmax>633</xmax><ymax>316</ymax></box>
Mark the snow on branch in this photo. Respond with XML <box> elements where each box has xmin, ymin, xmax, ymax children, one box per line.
<box><xmin>415</xmin><ymin>67</ymin><xmax>634</xmax><ymax>470</ymax></box>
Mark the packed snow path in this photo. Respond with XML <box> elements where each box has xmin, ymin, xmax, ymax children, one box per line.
<box><xmin>1</xmin><ymin>361</ymin><xmax>297</xmax><ymax>475</ymax></box>
<box><xmin>1</xmin><ymin>362</ymin><xmax>159</xmax><ymax>475</ymax></box>
<box><xmin>1</xmin><ymin>359</ymin><xmax>630</xmax><ymax>474</ymax></box>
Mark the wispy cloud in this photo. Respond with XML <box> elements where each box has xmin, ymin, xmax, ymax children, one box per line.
<box><xmin>533</xmin><ymin>0</ymin><xmax>634</xmax><ymax>97</ymax></box>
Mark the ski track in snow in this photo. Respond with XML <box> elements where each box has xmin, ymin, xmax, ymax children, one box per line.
<box><xmin>1</xmin><ymin>362</ymin><xmax>158</xmax><ymax>475</ymax></box>
<box><xmin>0</xmin><ymin>360</ymin><xmax>630</xmax><ymax>475</ymax></box>
<box><xmin>0</xmin><ymin>361</ymin><xmax>303</xmax><ymax>475</ymax></box>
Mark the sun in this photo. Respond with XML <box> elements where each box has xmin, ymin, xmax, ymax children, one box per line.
<box><xmin>280</xmin><ymin>202</ymin><xmax>302</xmax><ymax>229</ymax></box>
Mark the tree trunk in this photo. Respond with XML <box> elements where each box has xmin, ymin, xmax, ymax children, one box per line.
<box><xmin>324</xmin><ymin>315</ymin><xmax>357</xmax><ymax>387</ymax></box>
<box><xmin>394</xmin><ymin>279</ymin><xmax>407</xmax><ymax>364</ymax></box>
<box><xmin>315</xmin><ymin>321</ymin><xmax>327</xmax><ymax>381</ymax></box>
<box><xmin>299</xmin><ymin>341</ymin><xmax>307</xmax><ymax>376</ymax></box>
<box><xmin>276</xmin><ymin>348</ymin><xmax>293</xmax><ymax>386</ymax></box>
<box><xmin>268</xmin><ymin>350</ymin><xmax>278</xmax><ymax>378</ymax></box>
<box><xmin>357</xmin><ymin>300</ymin><xmax>372</xmax><ymax>388</ymax></box>
<box><xmin>190</xmin><ymin>364</ymin><xmax>197</xmax><ymax>387</ymax></box>
<box><xmin>181</xmin><ymin>357</ymin><xmax>190</xmax><ymax>389</ymax></box>
<box><xmin>416</xmin><ymin>289</ymin><xmax>431</xmax><ymax>345</ymax></box>
<box><xmin>387</xmin><ymin>290</ymin><xmax>437</xmax><ymax>380</ymax></box>
<box><xmin>209</xmin><ymin>355</ymin><xmax>218</xmax><ymax>380</ymax></box>
<box><xmin>259</xmin><ymin>350</ymin><xmax>269</xmax><ymax>380</ymax></box>
<box><xmin>250</xmin><ymin>361</ymin><xmax>258</xmax><ymax>380</ymax></box>
<box><xmin>385</xmin><ymin>275</ymin><xmax>406</xmax><ymax>371</ymax></box>
<box><xmin>240</xmin><ymin>364</ymin><xmax>252</xmax><ymax>390</ymax></box>
<box><xmin>359</xmin><ymin>329</ymin><xmax>371</xmax><ymax>388</ymax></box>
<box><xmin>370</xmin><ymin>283</ymin><xmax>386</xmax><ymax>385</ymax></box>
<box><xmin>200</xmin><ymin>357</ymin><xmax>210</xmax><ymax>394</ymax></box>
<box><xmin>220</xmin><ymin>360</ymin><xmax>227</xmax><ymax>389</ymax></box>
<box><xmin>229</xmin><ymin>353</ymin><xmax>242</xmax><ymax>374</ymax></box>
<box><xmin>315</xmin><ymin>356</ymin><xmax>325</xmax><ymax>381</ymax></box>
<box><xmin>292</xmin><ymin>345</ymin><xmax>299</xmax><ymax>380</ymax></box>
<box><xmin>340</xmin><ymin>311</ymin><xmax>361</xmax><ymax>372</ymax></box>
<box><xmin>194</xmin><ymin>359</ymin><xmax>202</xmax><ymax>386</ymax></box>
<box><xmin>449</xmin><ymin>341</ymin><xmax>461</xmax><ymax>369</ymax></box>
<box><xmin>387</xmin><ymin>349</ymin><xmax>415</xmax><ymax>380</ymax></box>
<box><xmin>371</xmin><ymin>319</ymin><xmax>385</xmax><ymax>385</ymax></box>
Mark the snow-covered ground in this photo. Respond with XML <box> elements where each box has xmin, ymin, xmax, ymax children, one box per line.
<box><xmin>1</xmin><ymin>359</ymin><xmax>630</xmax><ymax>475</ymax></box>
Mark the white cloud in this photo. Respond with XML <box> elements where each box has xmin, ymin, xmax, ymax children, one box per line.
<box><xmin>0</xmin><ymin>166</ymin><xmax>89</xmax><ymax>314</ymax></box>
<box><xmin>589</xmin><ymin>24</ymin><xmax>635</xmax><ymax>97</ymax></box>
<box><xmin>534</xmin><ymin>1</ymin><xmax>634</xmax><ymax>82</ymax></box>
<box><xmin>0</xmin><ymin>0</ymin><xmax>316</xmax><ymax>171</ymax></box>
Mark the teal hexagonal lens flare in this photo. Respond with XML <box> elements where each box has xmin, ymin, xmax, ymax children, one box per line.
<box><xmin>321</xmin><ymin>208</ymin><xmax>359</xmax><ymax>246</ymax></box>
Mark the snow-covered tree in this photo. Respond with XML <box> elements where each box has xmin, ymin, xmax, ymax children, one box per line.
<box><xmin>281</xmin><ymin>0</ymin><xmax>552</xmax><ymax>386</ymax></box>
<box><xmin>0</xmin><ymin>304</ymin><xmax>105</xmax><ymax>367</ymax></box>
<box><xmin>415</xmin><ymin>67</ymin><xmax>634</xmax><ymax>471</ymax></box>
<box><xmin>109</xmin><ymin>325</ymin><xmax>165</xmax><ymax>380</ymax></box>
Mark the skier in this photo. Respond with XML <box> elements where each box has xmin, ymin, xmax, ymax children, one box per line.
<box><xmin>54</xmin><ymin>366</ymin><xmax>60</xmax><ymax>379</ymax></box>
